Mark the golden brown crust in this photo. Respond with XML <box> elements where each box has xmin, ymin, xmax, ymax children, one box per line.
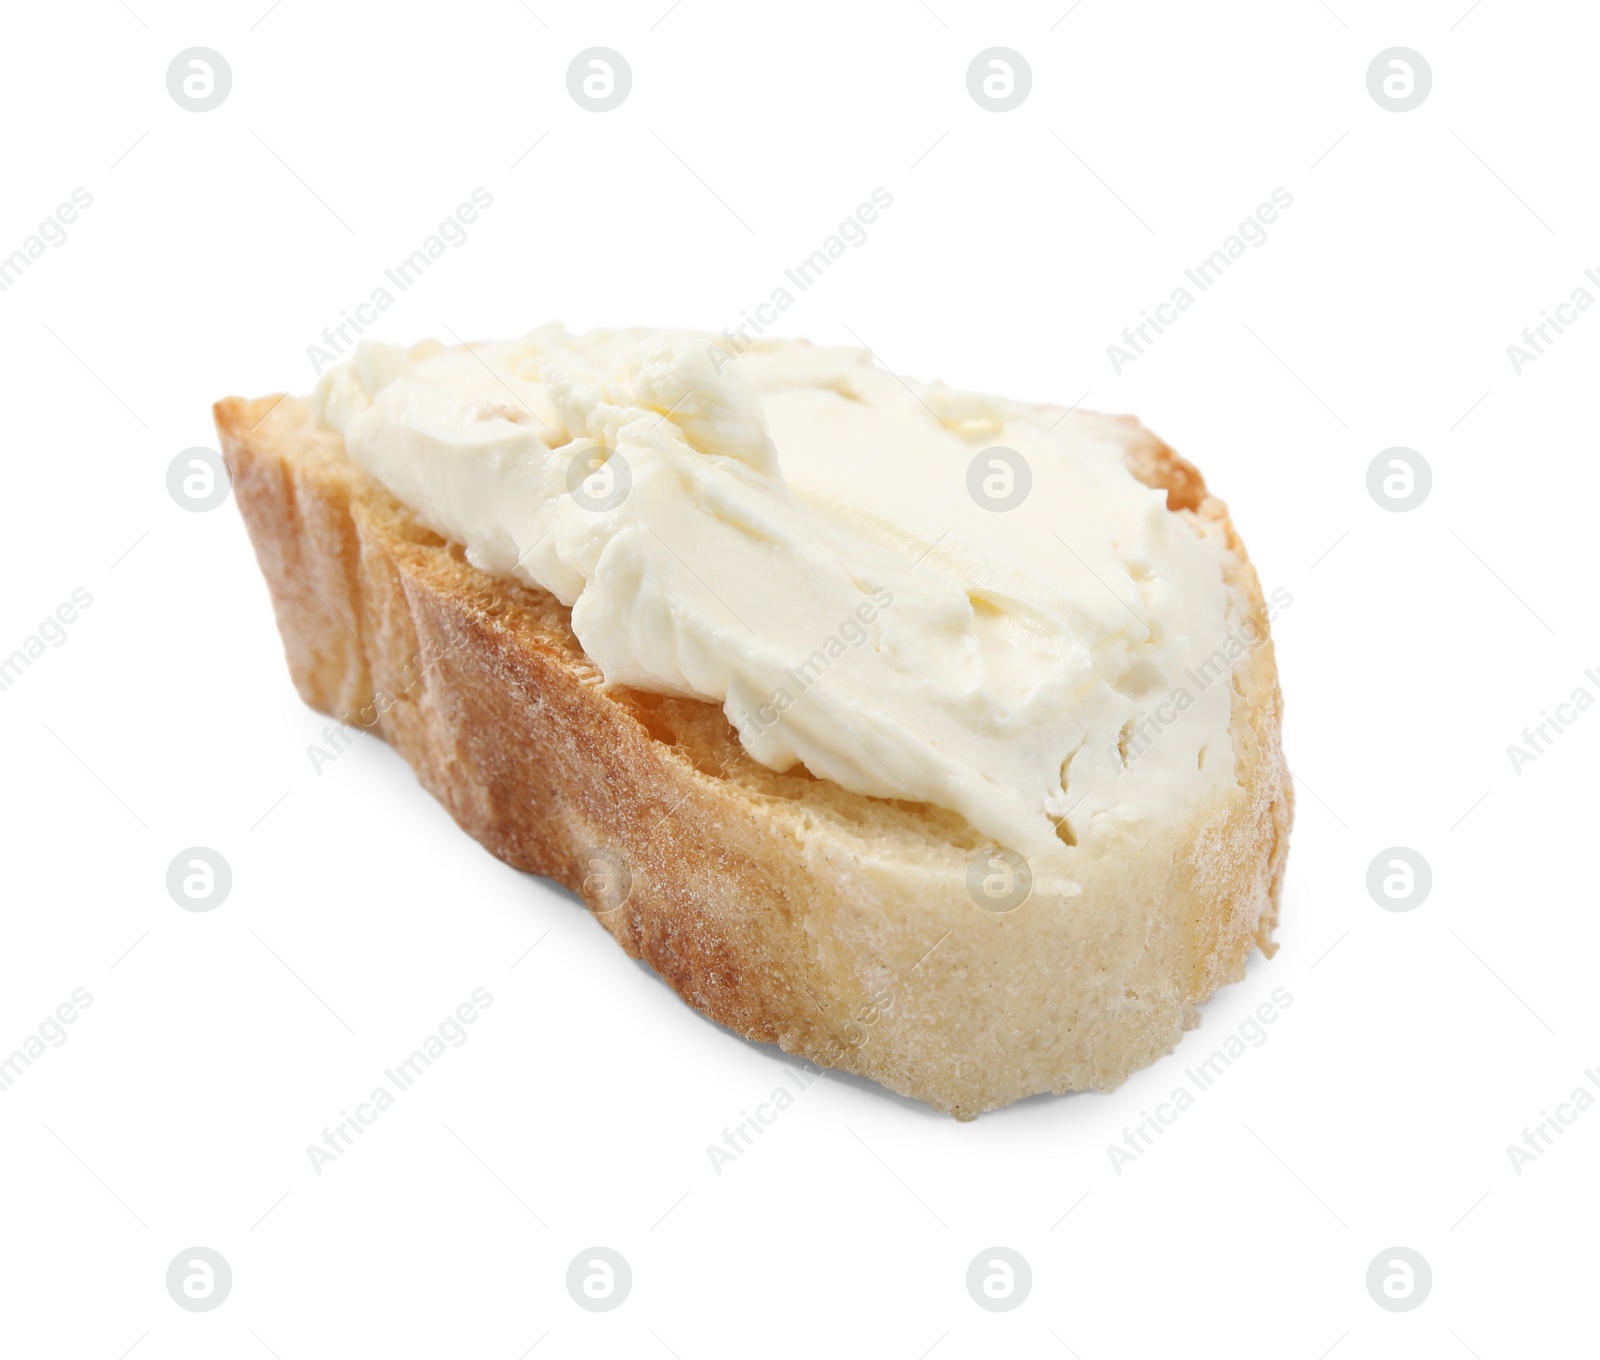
<box><xmin>216</xmin><ymin>393</ymin><xmax>1292</xmax><ymax>1118</ymax></box>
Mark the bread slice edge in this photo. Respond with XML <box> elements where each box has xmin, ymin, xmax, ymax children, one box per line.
<box><xmin>214</xmin><ymin>393</ymin><xmax>1293</xmax><ymax>1119</ymax></box>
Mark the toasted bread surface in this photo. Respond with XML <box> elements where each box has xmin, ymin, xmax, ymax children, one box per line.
<box><xmin>215</xmin><ymin>393</ymin><xmax>1291</xmax><ymax>1118</ymax></box>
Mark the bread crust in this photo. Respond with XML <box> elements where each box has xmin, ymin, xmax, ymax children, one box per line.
<box><xmin>215</xmin><ymin>394</ymin><xmax>1292</xmax><ymax>1118</ymax></box>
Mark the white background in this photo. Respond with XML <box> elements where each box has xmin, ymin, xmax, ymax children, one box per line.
<box><xmin>1</xmin><ymin>0</ymin><xmax>1595</xmax><ymax>1355</ymax></box>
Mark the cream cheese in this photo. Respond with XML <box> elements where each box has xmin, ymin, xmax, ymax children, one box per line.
<box><xmin>313</xmin><ymin>325</ymin><xmax>1244</xmax><ymax>870</ymax></box>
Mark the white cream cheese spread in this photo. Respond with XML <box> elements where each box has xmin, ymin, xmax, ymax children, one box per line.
<box><xmin>314</xmin><ymin>325</ymin><xmax>1246</xmax><ymax>869</ymax></box>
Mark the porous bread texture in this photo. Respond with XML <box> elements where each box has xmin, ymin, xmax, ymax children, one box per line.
<box><xmin>214</xmin><ymin>393</ymin><xmax>1292</xmax><ymax>1119</ymax></box>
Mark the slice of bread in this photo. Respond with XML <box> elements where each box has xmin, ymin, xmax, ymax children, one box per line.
<box><xmin>214</xmin><ymin>392</ymin><xmax>1291</xmax><ymax>1119</ymax></box>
